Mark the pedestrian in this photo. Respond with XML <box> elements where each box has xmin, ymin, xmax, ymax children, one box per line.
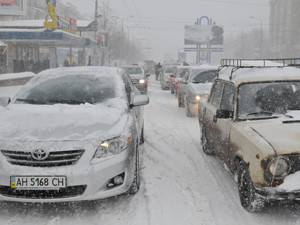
<box><xmin>155</xmin><ymin>62</ymin><xmax>162</xmax><ymax>81</ymax></box>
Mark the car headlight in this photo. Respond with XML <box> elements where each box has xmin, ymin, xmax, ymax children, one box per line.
<box><xmin>268</xmin><ymin>156</ymin><xmax>290</xmax><ymax>178</ymax></box>
<box><xmin>195</xmin><ymin>94</ymin><xmax>209</xmax><ymax>101</ymax></box>
<box><xmin>139</xmin><ymin>79</ymin><xmax>146</xmax><ymax>84</ymax></box>
<box><xmin>91</xmin><ymin>135</ymin><xmax>131</xmax><ymax>164</ymax></box>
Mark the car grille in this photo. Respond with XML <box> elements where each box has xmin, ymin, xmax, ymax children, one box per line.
<box><xmin>132</xmin><ymin>79</ymin><xmax>139</xmax><ymax>85</ymax></box>
<box><xmin>288</xmin><ymin>154</ymin><xmax>300</xmax><ymax>174</ymax></box>
<box><xmin>0</xmin><ymin>185</ymin><xmax>86</xmax><ymax>199</ymax></box>
<box><xmin>1</xmin><ymin>149</ymin><xmax>85</xmax><ymax>167</ymax></box>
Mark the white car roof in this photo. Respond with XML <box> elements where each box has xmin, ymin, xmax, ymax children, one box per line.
<box><xmin>218</xmin><ymin>59</ymin><xmax>300</xmax><ymax>86</ymax></box>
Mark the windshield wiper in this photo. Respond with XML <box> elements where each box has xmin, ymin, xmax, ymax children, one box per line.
<box><xmin>15</xmin><ymin>98</ymin><xmax>46</xmax><ymax>105</ymax></box>
<box><xmin>245</xmin><ymin>111</ymin><xmax>274</xmax><ymax>116</ymax></box>
<box><xmin>48</xmin><ymin>99</ymin><xmax>89</xmax><ymax>105</ymax></box>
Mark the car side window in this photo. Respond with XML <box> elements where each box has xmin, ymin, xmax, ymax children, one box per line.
<box><xmin>220</xmin><ymin>83</ymin><xmax>235</xmax><ymax>111</ymax></box>
<box><xmin>209</xmin><ymin>80</ymin><xmax>224</xmax><ymax>108</ymax></box>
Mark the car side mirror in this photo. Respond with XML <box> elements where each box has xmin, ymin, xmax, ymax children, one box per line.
<box><xmin>130</xmin><ymin>95</ymin><xmax>149</xmax><ymax>108</ymax></box>
<box><xmin>170</xmin><ymin>74</ymin><xmax>175</xmax><ymax>78</ymax></box>
<box><xmin>146</xmin><ymin>74</ymin><xmax>150</xmax><ymax>77</ymax></box>
<box><xmin>180</xmin><ymin>80</ymin><xmax>187</xmax><ymax>84</ymax></box>
<box><xmin>0</xmin><ymin>96</ymin><xmax>11</xmax><ymax>107</ymax></box>
<box><xmin>216</xmin><ymin>109</ymin><xmax>233</xmax><ymax>119</ymax></box>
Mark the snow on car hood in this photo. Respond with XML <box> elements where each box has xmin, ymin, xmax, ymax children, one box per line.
<box><xmin>0</xmin><ymin>100</ymin><xmax>129</xmax><ymax>142</ymax></box>
<box><xmin>249</xmin><ymin>114</ymin><xmax>300</xmax><ymax>155</ymax></box>
<box><xmin>190</xmin><ymin>83</ymin><xmax>212</xmax><ymax>95</ymax></box>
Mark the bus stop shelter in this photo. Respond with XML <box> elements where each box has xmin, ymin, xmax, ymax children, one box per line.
<box><xmin>0</xmin><ymin>20</ymin><xmax>98</xmax><ymax>74</ymax></box>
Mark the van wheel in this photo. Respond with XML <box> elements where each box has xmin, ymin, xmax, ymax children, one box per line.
<box><xmin>237</xmin><ymin>161</ymin><xmax>265</xmax><ymax>212</ymax></box>
<box><xmin>200</xmin><ymin>124</ymin><xmax>215</xmax><ymax>155</ymax></box>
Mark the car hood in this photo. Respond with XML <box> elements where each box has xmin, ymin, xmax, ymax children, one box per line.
<box><xmin>0</xmin><ymin>102</ymin><xmax>129</xmax><ymax>142</ymax></box>
<box><xmin>189</xmin><ymin>83</ymin><xmax>212</xmax><ymax>95</ymax></box>
<box><xmin>249</xmin><ymin>116</ymin><xmax>300</xmax><ymax>155</ymax></box>
<box><xmin>129</xmin><ymin>74</ymin><xmax>144</xmax><ymax>80</ymax></box>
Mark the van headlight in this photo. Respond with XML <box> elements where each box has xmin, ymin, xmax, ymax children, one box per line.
<box><xmin>268</xmin><ymin>156</ymin><xmax>290</xmax><ymax>178</ymax></box>
<box><xmin>91</xmin><ymin>135</ymin><xmax>131</xmax><ymax>164</ymax></box>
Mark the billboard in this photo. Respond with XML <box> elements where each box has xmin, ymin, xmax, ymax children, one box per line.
<box><xmin>184</xmin><ymin>25</ymin><xmax>224</xmax><ymax>45</ymax></box>
<box><xmin>0</xmin><ymin>0</ymin><xmax>27</xmax><ymax>16</ymax></box>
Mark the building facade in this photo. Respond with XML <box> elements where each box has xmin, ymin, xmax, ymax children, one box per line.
<box><xmin>269</xmin><ymin>0</ymin><xmax>300</xmax><ymax>58</ymax></box>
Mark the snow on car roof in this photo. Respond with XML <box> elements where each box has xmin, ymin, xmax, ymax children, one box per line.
<box><xmin>39</xmin><ymin>66</ymin><xmax>123</xmax><ymax>77</ymax></box>
<box><xmin>219</xmin><ymin>66</ymin><xmax>300</xmax><ymax>85</ymax></box>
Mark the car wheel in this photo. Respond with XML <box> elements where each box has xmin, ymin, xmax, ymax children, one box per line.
<box><xmin>139</xmin><ymin>125</ymin><xmax>144</xmax><ymax>145</ymax></box>
<box><xmin>185</xmin><ymin>100</ymin><xmax>193</xmax><ymax>117</ymax></box>
<box><xmin>200</xmin><ymin>124</ymin><xmax>215</xmax><ymax>155</ymax></box>
<box><xmin>127</xmin><ymin>143</ymin><xmax>140</xmax><ymax>194</ymax></box>
<box><xmin>237</xmin><ymin>161</ymin><xmax>265</xmax><ymax>212</ymax></box>
<box><xmin>171</xmin><ymin>86</ymin><xmax>174</xmax><ymax>94</ymax></box>
<box><xmin>178</xmin><ymin>93</ymin><xmax>184</xmax><ymax>108</ymax></box>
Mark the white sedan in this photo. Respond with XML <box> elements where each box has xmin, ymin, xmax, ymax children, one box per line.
<box><xmin>0</xmin><ymin>66</ymin><xmax>149</xmax><ymax>202</ymax></box>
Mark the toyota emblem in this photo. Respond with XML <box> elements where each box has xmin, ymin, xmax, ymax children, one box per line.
<box><xmin>32</xmin><ymin>149</ymin><xmax>48</xmax><ymax>161</ymax></box>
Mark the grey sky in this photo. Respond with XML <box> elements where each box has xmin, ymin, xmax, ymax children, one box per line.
<box><xmin>64</xmin><ymin>0</ymin><xmax>270</xmax><ymax>62</ymax></box>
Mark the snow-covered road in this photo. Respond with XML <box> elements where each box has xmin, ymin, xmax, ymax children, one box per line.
<box><xmin>1</xmin><ymin>75</ymin><xmax>300</xmax><ymax>225</ymax></box>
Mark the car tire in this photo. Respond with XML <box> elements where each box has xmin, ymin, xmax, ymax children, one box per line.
<box><xmin>127</xmin><ymin>143</ymin><xmax>140</xmax><ymax>194</ymax></box>
<box><xmin>200</xmin><ymin>124</ymin><xmax>215</xmax><ymax>155</ymax></box>
<box><xmin>237</xmin><ymin>161</ymin><xmax>265</xmax><ymax>212</ymax></box>
<box><xmin>178</xmin><ymin>93</ymin><xmax>184</xmax><ymax>108</ymax></box>
<box><xmin>171</xmin><ymin>86</ymin><xmax>174</xmax><ymax>94</ymax></box>
<box><xmin>139</xmin><ymin>125</ymin><xmax>144</xmax><ymax>145</ymax></box>
<box><xmin>185</xmin><ymin>100</ymin><xmax>193</xmax><ymax>117</ymax></box>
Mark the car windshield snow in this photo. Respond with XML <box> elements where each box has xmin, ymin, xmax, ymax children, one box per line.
<box><xmin>123</xmin><ymin>67</ymin><xmax>143</xmax><ymax>74</ymax></box>
<box><xmin>14</xmin><ymin>74</ymin><xmax>117</xmax><ymax>105</ymax></box>
<box><xmin>191</xmin><ymin>70</ymin><xmax>218</xmax><ymax>83</ymax></box>
<box><xmin>238</xmin><ymin>81</ymin><xmax>300</xmax><ymax>119</ymax></box>
<box><xmin>164</xmin><ymin>66</ymin><xmax>177</xmax><ymax>74</ymax></box>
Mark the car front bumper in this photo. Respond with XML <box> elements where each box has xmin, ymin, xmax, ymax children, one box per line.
<box><xmin>0</xmin><ymin>146</ymin><xmax>136</xmax><ymax>203</ymax></box>
<box><xmin>256</xmin><ymin>187</ymin><xmax>300</xmax><ymax>201</ymax></box>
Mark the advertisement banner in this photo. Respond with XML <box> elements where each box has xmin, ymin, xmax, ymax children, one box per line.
<box><xmin>184</xmin><ymin>25</ymin><xmax>224</xmax><ymax>45</ymax></box>
<box><xmin>0</xmin><ymin>0</ymin><xmax>26</xmax><ymax>15</ymax></box>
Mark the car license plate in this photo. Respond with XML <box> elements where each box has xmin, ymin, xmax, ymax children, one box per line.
<box><xmin>10</xmin><ymin>176</ymin><xmax>67</xmax><ymax>190</ymax></box>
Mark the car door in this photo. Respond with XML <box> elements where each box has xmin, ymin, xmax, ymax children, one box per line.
<box><xmin>212</xmin><ymin>82</ymin><xmax>235</xmax><ymax>162</ymax></box>
<box><xmin>202</xmin><ymin>80</ymin><xmax>224</xmax><ymax>150</ymax></box>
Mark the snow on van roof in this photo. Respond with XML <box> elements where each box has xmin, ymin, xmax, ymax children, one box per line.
<box><xmin>219</xmin><ymin>66</ymin><xmax>300</xmax><ymax>85</ymax></box>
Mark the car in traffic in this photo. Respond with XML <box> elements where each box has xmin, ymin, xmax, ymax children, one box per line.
<box><xmin>142</xmin><ymin>60</ymin><xmax>156</xmax><ymax>75</ymax></box>
<box><xmin>198</xmin><ymin>59</ymin><xmax>300</xmax><ymax>212</ymax></box>
<box><xmin>178</xmin><ymin>66</ymin><xmax>218</xmax><ymax>117</ymax></box>
<box><xmin>0</xmin><ymin>66</ymin><xmax>149</xmax><ymax>203</ymax></box>
<box><xmin>121</xmin><ymin>65</ymin><xmax>149</xmax><ymax>94</ymax></box>
<box><xmin>160</xmin><ymin>65</ymin><xmax>178</xmax><ymax>90</ymax></box>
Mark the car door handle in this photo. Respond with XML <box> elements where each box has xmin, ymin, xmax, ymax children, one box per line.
<box><xmin>213</xmin><ymin>115</ymin><xmax>217</xmax><ymax>123</ymax></box>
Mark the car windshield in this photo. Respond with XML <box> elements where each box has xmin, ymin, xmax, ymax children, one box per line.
<box><xmin>164</xmin><ymin>66</ymin><xmax>177</xmax><ymax>74</ymax></box>
<box><xmin>191</xmin><ymin>70</ymin><xmax>218</xmax><ymax>83</ymax></box>
<box><xmin>238</xmin><ymin>81</ymin><xmax>300</xmax><ymax>119</ymax></box>
<box><xmin>123</xmin><ymin>67</ymin><xmax>143</xmax><ymax>74</ymax></box>
<box><xmin>14</xmin><ymin>74</ymin><xmax>117</xmax><ymax>105</ymax></box>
